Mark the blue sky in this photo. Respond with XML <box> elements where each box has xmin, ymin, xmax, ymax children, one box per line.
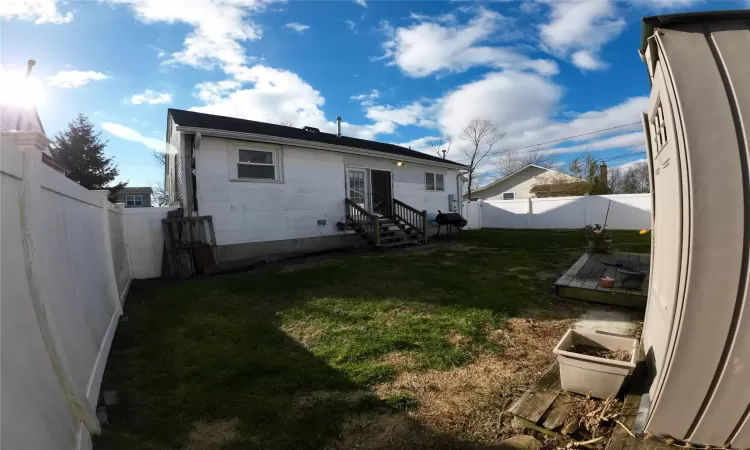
<box><xmin>1</xmin><ymin>0</ymin><xmax>746</xmax><ymax>188</ymax></box>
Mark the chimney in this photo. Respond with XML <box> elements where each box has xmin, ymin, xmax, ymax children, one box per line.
<box><xmin>599</xmin><ymin>161</ymin><xmax>608</xmax><ymax>186</ymax></box>
<box><xmin>27</xmin><ymin>59</ymin><xmax>36</xmax><ymax>77</ymax></box>
<box><xmin>336</xmin><ymin>116</ymin><xmax>342</xmax><ymax>137</ymax></box>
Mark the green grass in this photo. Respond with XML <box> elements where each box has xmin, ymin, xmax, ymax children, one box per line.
<box><xmin>95</xmin><ymin>229</ymin><xmax>649</xmax><ymax>450</ymax></box>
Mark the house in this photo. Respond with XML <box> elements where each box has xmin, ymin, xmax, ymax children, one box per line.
<box><xmin>638</xmin><ymin>10</ymin><xmax>750</xmax><ymax>447</ymax></box>
<box><xmin>112</xmin><ymin>186</ymin><xmax>153</xmax><ymax>207</ymax></box>
<box><xmin>0</xmin><ymin>61</ymin><xmax>68</xmax><ymax>175</ymax></box>
<box><xmin>165</xmin><ymin>109</ymin><xmax>468</xmax><ymax>263</ymax></box>
<box><xmin>465</xmin><ymin>164</ymin><xmax>577</xmax><ymax>201</ymax></box>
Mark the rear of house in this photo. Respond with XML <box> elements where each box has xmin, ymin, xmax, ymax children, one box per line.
<box><xmin>165</xmin><ymin>110</ymin><xmax>467</xmax><ymax>263</ymax></box>
<box><xmin>466</xmin><ymin>165</ymin><xmax>576</xmax><ymax>201</ymax></box>
<box><xmin>112</xmin><ymin>186</ymin><xmax>152</xmax><ymax>207</ymax></box>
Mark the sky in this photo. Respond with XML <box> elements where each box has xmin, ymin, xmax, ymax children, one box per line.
<box><xmin>1</xmin><ymin>0</ymin><xmax>747</xmax><ymax>188</ymax></box>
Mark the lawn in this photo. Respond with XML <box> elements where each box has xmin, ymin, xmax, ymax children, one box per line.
<box><xmin>96</xmin><ymin>229</ymin><xmax>650</xmax><ymax>450</ymax></box>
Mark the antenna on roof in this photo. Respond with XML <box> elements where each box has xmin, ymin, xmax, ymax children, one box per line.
<box><xmin>336</xmin><ymin>116</ymin><xmax>342</xmax><ymax>137</ymax></box>
<box><xmin>27</xmin><ymin>59</ymin><xmax>36</xmax><ymax>77</ymax></box>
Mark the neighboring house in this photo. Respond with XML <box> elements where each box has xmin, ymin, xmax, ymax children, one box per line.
<box><xmin>112</xmin><ymin>187</ymin><xmax>153</xmax><ymax>207</ymax></box>
<box><xmin>1</xmin><ymin>103</ymin><xmax>68</xmax><ymax>175</ymax></box>
<box><xmin>465</xmin><ymin>164</ymin><xmax>577</xmax><ymax>201</ymax></box>
<box><xmin>165</xmin><ymin>109</ymin><xmax>467</xmax><ymax>263</ymax></box>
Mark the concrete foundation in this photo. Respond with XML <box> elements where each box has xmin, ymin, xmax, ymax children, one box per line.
<box><xmin>210</xmin><ymin>232</ymin><xmax>364</xmax><ymax>272</ymax></box>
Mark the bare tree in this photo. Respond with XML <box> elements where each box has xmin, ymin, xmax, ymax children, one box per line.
<box><xmin>459</xmin><ymin>119</ymin><xmax>503</xmax><ymax>199</ymax></box>
<box><xmin>429</xmin><ymin>136</ymin><xmax>452</xmax><ymax>159</ymax></box>
<box><xmin>620</xmin><ymin>161</ymin><xmax>650</xmax><ymax>193</ymax></box>
<box><xmin>608</xmin><ymin>167</ymin><xmax>624</xmax><ymax>193</ymax></box>
<box><xmin>495</xmin><ymin>147</ymin><xmax>558</xmax><ymax>177</ymax></box>
<box><xmin>151</xmin><ymin>150</ymin><xmax>174</xmax><ymax>206</ymax></box>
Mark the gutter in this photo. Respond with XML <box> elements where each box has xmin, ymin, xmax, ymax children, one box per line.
<box><xmin>175</xmin><ymin>125</ymin><xmax>469</xmax><ymax>171</ymax></box>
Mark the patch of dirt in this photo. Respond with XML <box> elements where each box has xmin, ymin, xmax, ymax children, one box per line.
<box><xmin>295</xmin><ymin>390</ymin><xmax>373</xmax><ymax>409</ymax></box>
<box><xmin>447</xmin><ymin>332</ymin><xmax>472</xmax><ymax>348</ymax></box>
<box><xmin>379</xmin><ymin>351</ymin><xmax>419</xmax><ymax>369</ymax></box>
<box><xmin>374</xmin><ymin>308</ymin><xmax>578</xmax><ymax>446</ymax></box>
<box><xmin>328</xmin><ymin>411</ymin><xmax>451</xmax><ymax>450</ymax></box>
<box><xmin>186</xmin><ymin>418</ymin><xmax>241</xmax><ymax>450</ymax></box>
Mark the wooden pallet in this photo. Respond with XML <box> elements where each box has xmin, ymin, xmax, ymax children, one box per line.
<box><xmin>507</xmin><ymin>355</ymin><xmax>671</xmax><ymax>449</ymax></box>
<box><xmin>554</xmin><ymin>252</ymin><xmax>649</xmax><ymax>309</ymax></box>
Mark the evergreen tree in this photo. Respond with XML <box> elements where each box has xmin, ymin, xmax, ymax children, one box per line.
<box><xmin>51</xmin><ymin>114</ymin><xmax>126</xmax><ymax>195</ymax></box>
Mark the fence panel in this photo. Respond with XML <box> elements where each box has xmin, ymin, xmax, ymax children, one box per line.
<box><xmin>477</xmin><ymin>194</ymin><xmax>651</xmax><ymax>230</ymax></box>
<box><xmin>482</xmin><ymin>199</ymin><xmax>529</xmax><ymax>229</ymax></box>
<box><xmin>1</xmin><ymin>134</ymin><xmax>132</xmax><ymax>450</ymax></box>
<box><xmin>124</xmin><ymin>207</ymin><xmax>176</xmax><ymax>279</ymax></box>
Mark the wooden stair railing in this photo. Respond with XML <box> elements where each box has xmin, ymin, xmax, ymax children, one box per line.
<box><xmin>345</xmin><ymin>198</ymin><xmax>381</xmax><ymax>246</ymax></box>
<box><xmin>392</xmin><ymin>198</ymin><xmax>428</xmax><ymax>243</ymax></box>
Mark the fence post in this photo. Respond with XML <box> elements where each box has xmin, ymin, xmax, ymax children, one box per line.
<box><xmin>93</xmin><ymin>190</ymin><xmax>124</xmax><ymax>315</ymax></box>
<box><xmin>527</xmin><ymin>197</ymin><xmax>533</xmax><ymax>229</ymax></box>
<box><xmin>19</xmin><ymin>144</ymin><xmax>101</xmax><ymax>434</ymax></box>
<box><xmin>422</xmin><ymin>210</ymin><xmax>428</xmax><ymax>243</ymax></box>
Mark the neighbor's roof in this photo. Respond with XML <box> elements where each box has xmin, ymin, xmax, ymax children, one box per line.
<box><xmin>168</xmin><ymin>109</ymin><xmax>468</xmax><ymax>168</ymax></box>
<box><xmin>640</xmin><ymin>9</ymin><xmax>750</xmax><ymax>54</ymax></box>
<box><xmin>472</xmin><ymin>164</ymin><xmax>568</xmax><ymax>194</ymax></box>
<box><xmin>120</xmin><ymin>186</ymin><xmax>153</xmax><ymax>194</ymax></box>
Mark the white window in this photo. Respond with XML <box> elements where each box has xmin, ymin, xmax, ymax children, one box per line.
<box><xmin>502</xmin><ymin>192</ymin><xmax>515</xmax><ymax>200</ymax></box>
<box><xmin>425</xmin><ymin>172</ymin><xmax>444</xmax><ymax>191</ymax></box>
<box><xmin>238</xmin><ymin>149</ymin><xmax>276</xmax><ymax>180</ymax></box>
<box><xmin>126</xmin><ymin>195</ymin><xmax>143</xmax><ymax>206</ymax></box>
<box><xmin>229</xmin><ymin>143</ymin><xmax>283</xmax><ymax>182</ymax></box>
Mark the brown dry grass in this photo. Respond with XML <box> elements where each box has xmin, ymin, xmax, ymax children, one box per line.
<box><xmin>186</xmin><ymin>418</ymin><xmax>241</xmax><ymax>450</ymax></box>
<box><xmin>374</xmin><ymin>307</ymin><xmax>581</xmax><ymax>446</ymax></box>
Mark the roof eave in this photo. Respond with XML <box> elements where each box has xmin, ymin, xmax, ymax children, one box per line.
<box><xmin>176</xmin><ymin>125</ymin><xmax>469</xmax><ymax>170</ymax></box>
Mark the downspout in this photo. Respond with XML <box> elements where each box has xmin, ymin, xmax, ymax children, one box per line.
<box><xmin>456</xmin><ymin>171</ymin><xmax>466</xmax><ymax>216</ymax></box>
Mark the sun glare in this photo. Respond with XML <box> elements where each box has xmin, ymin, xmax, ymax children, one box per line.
<box><xmin>0</xmin><ymin>69</ymin><xmax>44</xmax><ymax>108</ymax></box>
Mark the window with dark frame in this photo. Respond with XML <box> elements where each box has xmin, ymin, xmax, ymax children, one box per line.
<box><xmin>502</xmin><ymin>192</ymin><xmax>515</xmax><ymax>200</ymax></box>
<box><xmin>238</xmin><ymin>149</ymin><xmax>276</xmax><ymax>180</ymax></box>
<box><xmin>125</xmin><ymin>195</ymin><xmax>143</xmax><ymax>206</ymax></box>
<box><xmin>425</xmin><ymin>172</ymin><xmax>444</xmax><ymax>191</ymax></box>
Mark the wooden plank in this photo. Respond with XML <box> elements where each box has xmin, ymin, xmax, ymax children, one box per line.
<box><xmin>557</xmin><ymin>286</ymin><xmax>647</xmax><ymax>309</ymax></box>
<box><xmin>582</xmin><ymin>253</ymin><xmax>612</xmax><ymax>290</ymax></box>
<box><xmin>554</xmin><ymin>252</ymin><xmax>592</xmax><ymax>287</ymax></box>
<box><xmin>542</xmin><ymin>395</ymin><xmax>576</xmax><ymax>430</ymax></box>
<box><xmin>508</xmin><ymin>362</ymin><xmax>561</xmax><ymax>423</ymax></box>
<box><xmin>568</xmin><ymin>253</ymin><xmax>602</xmax><ymax>288</ymax></box>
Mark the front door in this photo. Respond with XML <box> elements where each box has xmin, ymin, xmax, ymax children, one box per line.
<box><xmin>370</xmin><ymin>170</ymin><xmax>392</xmax><ymax>217</ymax></box>
<box><xmin>347</xmin><ymin>168</ymin><xmax>368</xmax><ymax>210</ymax></box>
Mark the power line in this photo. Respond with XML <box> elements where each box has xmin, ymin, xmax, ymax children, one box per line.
<box><xmin>496</xmin><ymin>122</ymin><xmax>641</xmax><ymax>155</ymax></box>
<box><xmin>602</xmin><ymin>143</ymin><xmax>646</xmax><ymax>163</ymax></box>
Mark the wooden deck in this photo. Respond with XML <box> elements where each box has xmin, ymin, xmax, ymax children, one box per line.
<box><xmin>507</xmin><ymin>355</ymin><xmax>670</xmax><ymax>450</ymax></box>
<box><xmin>554</xmin><ymin>252</ymin><xmax>649</xmax><ymax>309</ymax></box>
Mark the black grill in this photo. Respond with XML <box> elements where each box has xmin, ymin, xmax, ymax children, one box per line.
<box><xmin>435</xmin><ymin>210</ymin><xmax>467</xmax><ymax>236</ymax></box>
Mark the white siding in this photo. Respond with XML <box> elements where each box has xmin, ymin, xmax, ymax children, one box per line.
<box><xmin>195</xmin><ymin>137</ymin><xmax>459</xmax><ymax>245</ymax></box>
<box><xmin>473</xmin><ymin>166</ymin><xmax>576</xmax><ymax>200</ymax></box>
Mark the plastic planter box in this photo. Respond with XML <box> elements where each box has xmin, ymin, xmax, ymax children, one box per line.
<box><xmin>553</xmin><ymin>329</ymin><xmax>637</xmax><ymax>399</ymax></box>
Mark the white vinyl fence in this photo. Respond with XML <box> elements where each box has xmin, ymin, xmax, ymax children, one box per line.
<box><xmin>463</xmin><ymin>193</ymin><xmax>651</xmax><ymax>231</ymax></box>
<box><xmin>0</xmin><ymin>132</ymin><xmax>172</xmax><ymax>450</ymax></box>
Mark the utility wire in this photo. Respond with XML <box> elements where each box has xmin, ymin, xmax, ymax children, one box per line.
<box><xmin>496</xmin><ymin>122</ymin><xmax>641</xmax><ymax>155</ymax></box>
<box><xmin>602</xmin><ymin>143</ymin><xmax>646</xmax><ymax>163</ymax></box>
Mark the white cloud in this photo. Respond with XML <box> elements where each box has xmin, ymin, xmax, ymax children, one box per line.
<box><xmin>345</xmin><ymin>19</ymin><xmax>357</xmax><ymax>32</ymax></box>
<box><xmin>439</xmin><ymin>70</ymin><xmax>562</xmax><ymax>138</ymax></box>
<box><xmin>615</xmin><ymin>158</ymin><xmax>648</xmax><ymax>172</ymax></box>
<box><xmin>284</xmin><ymin>22</ymin><xmax>309</xmax><ymax>32</ymax></box>
<box><xmin>0</xmin><ymin>0</ymin><xmax>72</xmax><ymax>23</ymax></box>
<box><xmin>106</xmin><ymin>0</ymin><xmax>275</xmax><ymax>70</ymax></box>
<box><xmin>102</xmin><ymin>122</ymin><xmax>167</xmax><ymax>152</ymax></box>
<box><xmin>350</xmin><ymin>89</ymin><xmax>380</xmax><ymax>106</ymax></box>
<box><xmin>539</xmin><ymin>0</ymin><xmax>624</xmax><ymax>71</ymax></box>
<box><xmin>194</xmin><ymin>79</ymin><xmax>242</xmax><ymax>103</ymax></box>
<box><xmin>130</xmin><ymin>89</ymin><xmax>173</xmax><ymax>104</ymax></box>
<box><xmin>379</xmin><ymin>8</ymin><xmax>558</xmax><ymax>78</ymax></box>
<box><xmin>571</xmin><ymin>50</ymin><xmax>607</xmax><ymax>71</ymax></box>
<box><xmin>47</xmin><ymin>70</ymin><xmax>108</xmax><ymax>88</ymax></box>
<box><xmin>366</xmin><ymin>101</ymin><xmax>436</xmax><ymax>128</ymax></box>
<box><xmin>354</xmin><ymin>0</ymin><xmax>366</xmax><ymax>7</ymax></box>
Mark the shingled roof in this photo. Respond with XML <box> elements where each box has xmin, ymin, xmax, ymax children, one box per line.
<box><xmin>168</xmin><ymin>109</ymin><xmax>467</xmax><ymax>168</ymax></box>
